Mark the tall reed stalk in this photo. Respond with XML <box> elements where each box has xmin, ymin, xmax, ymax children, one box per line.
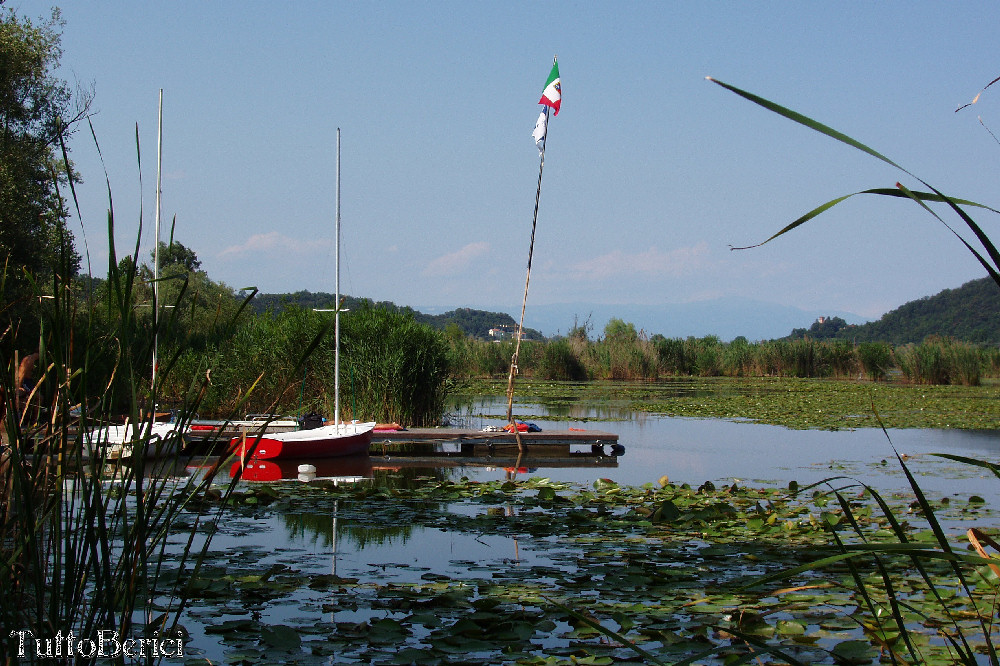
<box><xmin>0</xmin><ymin>151</ymin><xmax>252</xmax><ymax>664</ymax></box>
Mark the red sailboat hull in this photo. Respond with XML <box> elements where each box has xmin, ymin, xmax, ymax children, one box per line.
<box><xmin>230</xmin><ymin>422</ymin><xmax>375</xmax><ymax>460</ymax></box>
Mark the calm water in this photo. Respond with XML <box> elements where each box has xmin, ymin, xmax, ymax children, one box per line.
<box><xmin>176</xmin><ymin>398</ymin><xmax>1000</xmax><ymax>662</ymax></box>
<box><xmin>440</xmin><ymin>395</ymin><xmax>1000</xmax><ymax>501</ymax></box>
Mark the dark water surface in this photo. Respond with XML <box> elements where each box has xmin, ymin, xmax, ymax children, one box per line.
<box><xmin>174</xmin><ymin>397</ymin><xmax>1000</xmax><ymax>662</ymax></box>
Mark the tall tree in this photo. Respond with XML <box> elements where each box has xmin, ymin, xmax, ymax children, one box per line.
<box><xmin>152</xmin><ymin>241</ymin><xmax>202</xmax><ymax>273</ymax></box>
<box><xmin>0</xmin><ymin>7</ymin><xmax>89</xmax><ymax>333</ymax></box>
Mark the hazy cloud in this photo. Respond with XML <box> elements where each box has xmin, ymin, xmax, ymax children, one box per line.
<box><xmin>218</xmin><ymin>232</ymin><xmax>326</xmax><ymax>259</ymax></box>
<box><xmin>564</xmin><ymin>242</ymin><xmax>712</xmax><ymax>280</ymax></box>
<box><xmin>422</xmin><ymin>241</ymin><xmax>491</xmax><ymax>277</ymax></box>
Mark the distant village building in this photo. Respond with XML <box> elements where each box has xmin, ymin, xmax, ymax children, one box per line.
<box><xmin>488</xmin><ymin>325</ymin><xmax>524</xmax><ymax>341</ymax></box>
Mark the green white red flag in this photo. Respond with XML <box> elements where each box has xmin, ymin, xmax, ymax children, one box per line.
<box><xmin>532</xmin><ymin>59</ymin><xmax>560</xmax><ymax>154</ymax></box>
<box><xmin>538</xmin><ymin>60</ymin><xmax>561</xmax><ymax>115</ymax></box>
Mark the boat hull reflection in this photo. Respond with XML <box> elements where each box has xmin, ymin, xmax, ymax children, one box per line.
<box><xmin>232</xmin><ymin>453</ymin><xmax>373</xmax><ymax>482</ymax></box>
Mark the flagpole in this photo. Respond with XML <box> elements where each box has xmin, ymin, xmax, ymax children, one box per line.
<box><xmin>153</xmin><ymin>88</ymin><xmax>163</xmax><ymax>390</ymax></box>
<box><xmin>506</xmin><ymin>105</ymin><xmax>551</xmax><ymax>454</ymax></box>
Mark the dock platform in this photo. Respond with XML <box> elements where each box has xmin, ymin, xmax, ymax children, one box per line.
<box><xmin>372</xmin><ymin>427</ymin><xmax>619</xmax><ymax>449</ymax></box>
<box><xmin>186</xmin><ymin>425</ymin><xmax>621</xmax><ymax>456</ymax></box>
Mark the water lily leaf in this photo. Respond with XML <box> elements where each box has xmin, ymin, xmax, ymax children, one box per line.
<box><xmin>390</xmin><ymin>647</ymin><xmax>438</xmax><ymax>664</ymax></box>
<box><xmin>369</xmin><ymin>617</ymin><xmax>408</xmax><ymax>643</ymax></box>
<box><xmin>260</xmin><ymin>624</ymin><xmax>301</xmax><ymax>650</ymax></box>
<box><xmin>205</xmin><ymin>618</ymin><xmax>257</xmax><ymax>635</ymax></box>
<box><xmin>775</xmin><ymin>620</ymin><xmax>806</xmax><ymax>636</ymax></box>
<box><xmin>831</xmin><ymin>639</ymin><xmax>876</xmax><ymax>664</ymax></box>
<box><xmin>537</xmin><ymin>486</ymin><xmax>558</xmax><ymax>501</ymax></box>
<box><xmin>651</xmin><ymin>500</ymin><xmax>681</xmax><ymax>523</ymax></box>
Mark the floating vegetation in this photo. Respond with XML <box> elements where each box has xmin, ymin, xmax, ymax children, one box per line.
<box><xmin>176</xmin><ymin>473</ymin><xmax>1000</xmax><ymax>664</ymax></box>
<box><xmin>457</xmin><ymin>377</ymin><xmax>1000</xmax><ymax>430</ymax></box>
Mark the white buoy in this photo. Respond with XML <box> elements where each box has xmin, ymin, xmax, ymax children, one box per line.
<box><xmin>298</xmin><ymin>464</ymin><xmax>316</xmax><ymax>474</ymax></box>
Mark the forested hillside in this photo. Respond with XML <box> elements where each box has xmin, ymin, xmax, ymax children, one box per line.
<box><xmin>787</xmin><ymin>277</ymin><xmax>1000</xmax><ymax>344</ymax></box>
<box><xmin>251</xmin><ymin>291</ymin><xmax>544</xmax><ymax>340</ymax></box>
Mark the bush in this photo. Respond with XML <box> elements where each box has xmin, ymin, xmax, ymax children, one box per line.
<box><xmin>540</xmin><ymin>338</ymin><xmax>587</xmax><ymax>380</ymax></box>
<box><xmin>858</xmin><ymin>341</ymin><xmax>893</xmax><ymax>381</ymax></box>
<box><xmin>342</xmin><ymin>306</ymin><xmax>451</xmax><ymax>426</ymax></box>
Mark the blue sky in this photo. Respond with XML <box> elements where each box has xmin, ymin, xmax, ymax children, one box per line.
<box><xmin>14</xmin><ymin>1</ymin><xmax>1000</xmax><ymax>328</ymax></box>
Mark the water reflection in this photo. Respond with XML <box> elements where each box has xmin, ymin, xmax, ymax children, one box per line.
<box><xmin>282</xmin><ymin>507</ymin><xmax>416</xmax><ymax>551</ymax></box>
<box><xmin>181</xmin><ymin>388</ymin><xmax>1000</xmax><ymax>505</ymax></box>
<box><xmin>443</xmin><ymin>391</ymin><xmax>1000</xmax><ymax>502</ymax></box>
<box><xmin>232</xmin><ymin>454</ymin><xmax>373</xmax><ymax>482</ymax></box>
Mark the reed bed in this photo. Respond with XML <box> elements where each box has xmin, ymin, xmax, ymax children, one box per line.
<box><xmin>447</xmin><ymin>333</ymin><xmax>996</xmax><ymax>386</ymax></box>
<box><xmin>1</xmin><ymin>227</ymin><xmax>249</xmax><ymax>664</ymax></box>
<box><xmin>164</xmin><ymin>304</ymin><xmax>451</xmax><ymax>426</ymax></box>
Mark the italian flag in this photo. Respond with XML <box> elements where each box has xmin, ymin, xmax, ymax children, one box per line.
<box><xmin>538</xmin><ymin>60</ymin><xmax>561</xmax><ymax>115</ymax></box>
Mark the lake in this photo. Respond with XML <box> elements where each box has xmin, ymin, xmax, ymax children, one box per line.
<box><xmin>439</xmin><ymin>394</ymin><xmax>1000</xmax><ymax>501</ymax></box>
<box><xmin>172</xmin><ymin>392</ymin><xmax>1000</xmax><ymax>663</ymax></box>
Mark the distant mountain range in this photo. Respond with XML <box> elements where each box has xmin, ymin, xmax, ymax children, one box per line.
<box><xmin>783</xmin><ymin>277</ymin><xmax>1000</xmax><ymax>345</ymax></box>
<box><xmin>255</xmin><ymin>276</ymin><xmax>1000</xmax><ymax>343</ymax></box>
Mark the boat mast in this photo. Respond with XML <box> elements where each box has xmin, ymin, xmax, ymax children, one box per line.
<box><xmin>334</xmin><ymin>128</ymin><xmax>341</xmax><ymax>428</ymax></box>
<box><xmin>153</xmin><ymin>89</ymin><xmax>163</xmax><ymax>389</ymax></box>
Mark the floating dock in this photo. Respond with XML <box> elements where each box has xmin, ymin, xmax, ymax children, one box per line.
<box><xmin>187</xmin><ymin>425</ymin><xmax>622</xmax><ymax>457</ymax></box>
<box><xmin>372</xmin><ymin>427</ymin><xmax>619</xmax><ymax>450</ymax></box>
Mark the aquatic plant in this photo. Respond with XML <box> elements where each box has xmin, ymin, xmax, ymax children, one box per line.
<box><xmin>708</xmin><ymin>77</ymin><xmax>1000</xmax><ymax>664</ymax></box>
<box><xmin>0</xmin><ymin>136</ymin><xmax>252</xmax><ymax>663</ymax></box>
<box><xmin>340</xmin><ymin>304</ymin><xmax>451</xmax><ymax>426</ymax></box>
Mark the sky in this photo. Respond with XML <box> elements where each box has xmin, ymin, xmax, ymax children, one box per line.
<box><xmin>12</xmin><ymin>1</ymin><xmax>1000</xmax><ymax>333</ymax></box>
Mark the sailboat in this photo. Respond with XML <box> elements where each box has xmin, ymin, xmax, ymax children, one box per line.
<box><xmin>231</xmin><ymin>129</ymin><xmax>375</xmax><ymax>461</ymax></box>
<box><xmin>85</xmin><ymin>90</ymin><xmax>187</xmax><ymax>461</ymax></box>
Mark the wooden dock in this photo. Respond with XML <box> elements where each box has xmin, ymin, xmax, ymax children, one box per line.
<box><xmin>372</xmin><ymin>427</ymin><xmax>619</xmax><ymax>449</ymax></box>
<box><xmin>186</xmin><ymin>425</ymin><xmax>622</xmax><ymax>456</ymax></box>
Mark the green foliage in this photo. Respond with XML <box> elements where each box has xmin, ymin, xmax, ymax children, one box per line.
<box><xmin>250</xmin><ymin>293</ymin><xmax>544</xmax><ymax>340</ymax></box>
<box><xmin>539</xmin><ymin>338</ymin><xmax>588</xmax><ymax>380</ymax></box>
<box><xmin>786</xmin><ymin>316</ymin><xmax>853</xmax><ymax>340</ymax></box>
<box><xmin>0</xmin><ymin>7</ymin><xmax>89</xmax><ymax>340</ymax></box>
<box><xmin>788</xmin><ymin>278</ymin><xmax>1000</xmax><ymax>345</ymax></box>
<box><xmin>857</xmin><ymin>341</ymin><xmax>893</xmax><ymax>380</ymax></box>
<box><xmin>602</xmin><ymin>317</ymin><xmax>638</xmax><ymax>343</ymax></box>
<box><xmin>167</xmin><ymin>303</ymin><xmax>452</xmax><ymax>424</ymax></box>
<box><xmin>340</xmin><ymin>305</ymin><xmax>451</xmax><ymax>425</ymax></box>
<box><xmin>153</xmin><ymin>239</ymin><xmax>202</xmax><ymax>272</ymax></box>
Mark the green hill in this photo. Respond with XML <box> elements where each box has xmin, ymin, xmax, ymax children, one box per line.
<box><xmin>250</xmin><ymin>291</ymin><xmax>544</xmax><ymax>340</ymax></box>
<box><xmin>786</xmin><ymin>277</ymin><xmax>1000</xmax><ymax>344</ymax></box>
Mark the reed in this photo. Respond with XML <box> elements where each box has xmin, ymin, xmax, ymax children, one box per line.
<box><xmin>1</xmin><ymin>229</ymin><xmax>247</xmax><ymax>664</ymax></box>
<box><xmin>895</xmin><ymin>336</ymin><xmax>982</xmax><ymax>386</ymax></box>
<box><xmin>538</xmin><ymin>338</ymin><xmax>588</xmax><ymax>381</ymax></box>
<box><xmin>707</xmin><ymin>77</ymin><xmax>1000</xmax><ymax>664</ymax></box>
<box><xmin>858</xmin><ymin>341</ymin><xmax>894</xmax><ymax>381</ymax></box>
<box><xmin>446</xmin><ymin>332</ymin><xmax>996</xmax><ymax>385</ymax></box>
<box><xmin>340</xmin><ymin>304</ymin><xmax>450</xmax><ymax>426</ymax></box>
